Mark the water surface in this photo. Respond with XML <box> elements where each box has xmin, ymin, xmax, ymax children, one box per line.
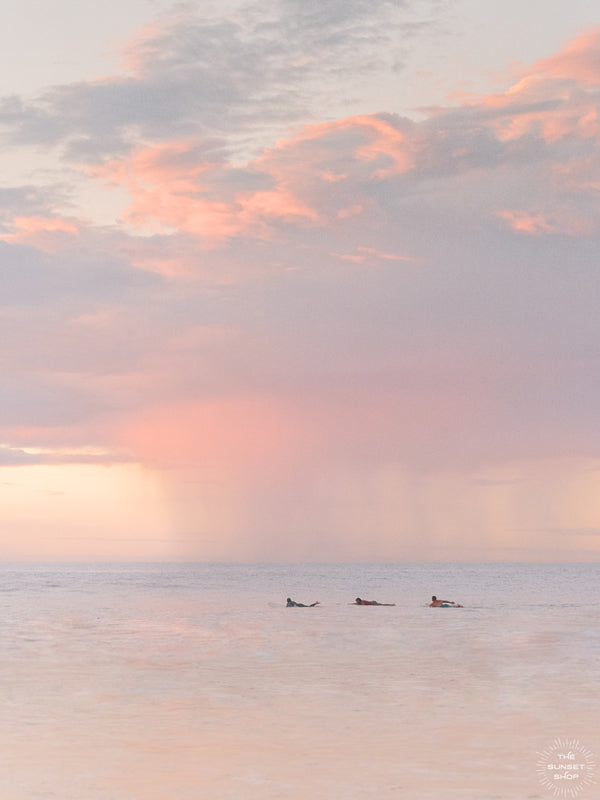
<box><xmin>1</xmin><ymin>562</ymin><xmax>598</xmax><ymax>799</ymax></box>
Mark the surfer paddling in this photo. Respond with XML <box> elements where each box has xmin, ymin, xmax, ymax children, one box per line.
<box><xmin>353</xmin><ymin>597</ymin><xmax>396</xmax><ymax>606</ymax></box>
<box><xmin>429</xmin><ymin>595</ymin><xmax>463</xmax><ymax>607</ymax></box>
<box><xmin>286</xmin><ymin>598</ymin><xmax>320</xmax><ymax>607</ymax></box>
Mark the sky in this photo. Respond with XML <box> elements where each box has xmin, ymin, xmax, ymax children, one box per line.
<box><xmin>1</xmin><ymin>0</ymin><xmax>600</xmax><ymax>562</ymax></box>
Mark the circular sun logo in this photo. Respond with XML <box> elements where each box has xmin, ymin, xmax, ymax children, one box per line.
<box><xmin>536</xmin><ymin>738</ymin><xmax>597</xmax><ymax>798</ymax></box>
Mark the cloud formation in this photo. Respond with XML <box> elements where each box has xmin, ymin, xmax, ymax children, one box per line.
<box><xmin>1</xmin><ymin>9</ymin><xmax>600</xmax><ymax>559</ymax></box>
<box><xmin>0</xmin><ymin>1</ymin><xmax>435</xmax><ymax>163</ymax></box>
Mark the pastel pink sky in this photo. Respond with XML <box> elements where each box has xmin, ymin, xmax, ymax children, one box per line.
<box><xmin>1</xmin><ymin>2</ymin><xmax>600</xmax><ymax>561</ymax></box>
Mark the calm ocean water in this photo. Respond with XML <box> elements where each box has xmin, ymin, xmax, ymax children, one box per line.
<box><xmin>0</xmin><ymin>562</ymin><xmax>598</xmax><ymax>800</ymax></box>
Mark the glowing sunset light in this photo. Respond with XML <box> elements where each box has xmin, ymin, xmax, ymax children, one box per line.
<box><xmin>0</xmin><ymin>464</ymin><xmax>171</xmax><ymax>560</ymax></box>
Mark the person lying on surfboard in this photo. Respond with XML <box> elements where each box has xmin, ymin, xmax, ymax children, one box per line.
<box><xmin>353</xmin><ymin>597</ymin><xmax>396</xmax><ymax>606</ymax></box>
<box><xmin>286</xmin><ymin>598</ymin><xmax>320</xmax><ymax>607</ymax></box>
<box><xmin>429</xmin><ymin>595</ymin><xmax>463</xmax><ymax>607</ymax></box>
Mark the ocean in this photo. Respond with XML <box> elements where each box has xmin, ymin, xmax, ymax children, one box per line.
<box><xmin>0</xmin><ymin>561</ymin><xmax>598</xmax><ymax>799</ymax></box>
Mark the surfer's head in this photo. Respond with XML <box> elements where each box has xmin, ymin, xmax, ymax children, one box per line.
<box><xmin>431</xmin><ymin>596</ymin><xmax>437</xmax><ymax>601</ymax></box>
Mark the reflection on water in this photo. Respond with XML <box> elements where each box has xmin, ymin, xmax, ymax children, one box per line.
<box><xmin>0</xmin><ymin>562</ymin><xmax>598</xmax><ymax>799</ymax></box>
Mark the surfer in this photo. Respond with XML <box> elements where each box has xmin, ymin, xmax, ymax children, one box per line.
<box><xmin>353</xmin><ymin>598</ymin><xmax>396</xmax><ymax>606</ymax></box>
<box><xmin>429</xmin><ymin>595</ymin><xmax>463</xmax><ymax>607</ymax></box>
<box><xmin>286</xmin><ymin>598</ymin><xmax>320</xmax><ymax>607</ymax></box>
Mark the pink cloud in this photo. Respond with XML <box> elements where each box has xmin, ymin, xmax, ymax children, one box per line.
<box><xmin>331</xmin><ymin>246</ymin><xmax>418</xmax><ymax>264</ymax></box>
<box><xmin>337</xmin><ymin>204</ymin><xmax>364</xmax><ymax>219</ymax></box>
<box><xmin>498</xmin><ymin>208</ymin><xmax>595</xmax><ymax>236</ymax></box>
<box><xmin>119</xmin><ymin>21</ymin><xmax>167</xmax><ymax>76</ymax></box>
<box><xmin>91</xmin><ymin>114</ymin><xmax>416</xmax><ymax>270</ymax></box>
<box><xmin>523</xmin><ymin>25</ymin><xmax>600</xmax><ymax>88</ymax></box>
<box><xmin>445</xmin><ymin>29</ymin><xmax>600</xmax><ymax>148</ymax></box>
<box><xmin>258</xmin><ymin>115</ymin><xmax>415</xmax><ymax>184</ymax></box>
<box><xmin>82</xmin><ymin>25</ymin><xmax>600</xmax><ymax>277</ymax></box>
<box><xmin>435</xmin><ymin>29</ymin><xmax>600</xmax><ymax>236</ymax></box>
<box><xmin>92</xmin><ymin>144</ymin><xmax>242</xmax><ymax>242</ymax></box>
<box><xmin>356</xmin><ymin>246</ymin><xmax>419</xmax><ymax>263</ymax></box>
<box><xmin>93</xmin><ymin>140</ymin><xmax>320</xmax><ymax>248</ymax></box>
<box><xmin>487</xmin><ymin>97</ymin><xmax>600</xmax><ymax>145</ymax></box>
<box><xmin>330</xmin><ymin>252</ymin><xmax>366</xmax><ymax>263</ymax></box>
<box><xmin>497</xmin><ymin>210</ymin><xmax>555</xmax><ymax>235</ymax></box>
<box><xmin>237</xmin><ymin>189</ymin><xmax>318</xmax><ymax>228</ymax></box>
<box><xmin>1</xmin><ymin>216</ymin><xmax>80</xmax><ymax>251</ymax></box>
